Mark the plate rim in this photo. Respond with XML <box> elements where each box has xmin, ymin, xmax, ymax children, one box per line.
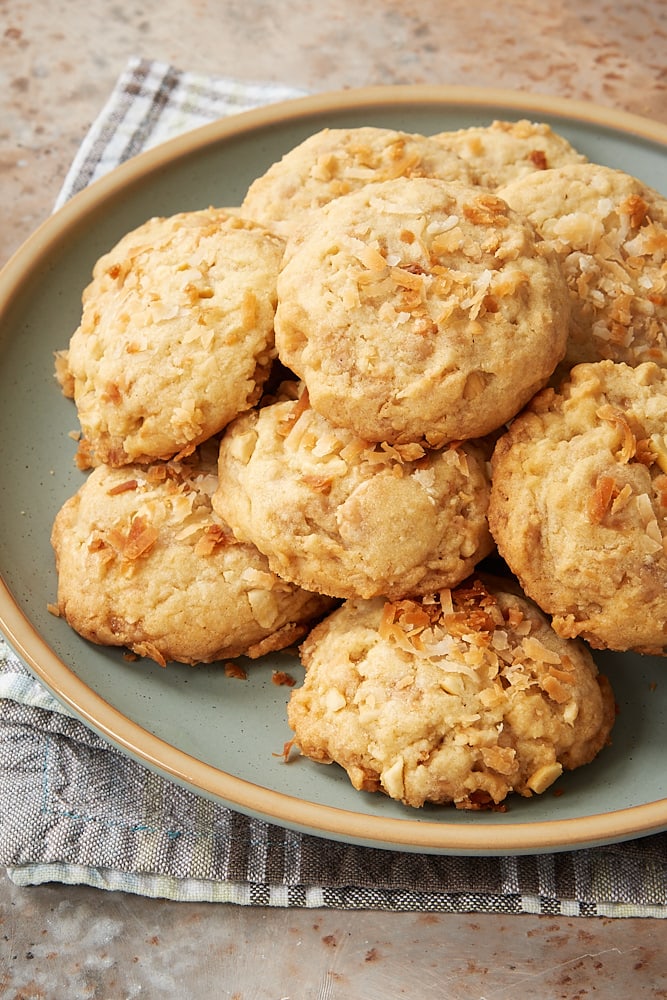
<box><xmin>2</xmin><ymin>83</ymin><xmax>667</xmax><ymax>855</ymax></box>
<box><xmin>3</xmin><ymin>592</ymin><xmax>667</xmax><ymax>855</ymax></box>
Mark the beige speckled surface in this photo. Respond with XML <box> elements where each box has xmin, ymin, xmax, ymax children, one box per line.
<box><xmin>2</xmin><ymin>0</ymin><xmax>667</xmax><ymax>267</ymax></box>
<box><xmin>1</xmin><ymin>1</ymin><xmax>667</xmax><ymax>996</ymax></box>
<box><xmin>2</xmin><ymin>878</ymin><xmax>666</xmax><ymax>998</ymax></box>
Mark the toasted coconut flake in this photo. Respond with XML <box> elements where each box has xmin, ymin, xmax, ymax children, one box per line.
<box><xmin>193</xmin><ymin>524</ymin><xmax>232</xmax><ymax>557</ymax></box>
<box><xmin>491</xmin><ymin>629</ymin><xmax>509</xmax><ymax>651</ymax></box>
<box><xmin>619</xmin><ymin>194</ymin><xmax>650</xmax><ymax>229</ymax></box>
<box><xmin>610</xmin><ymin>482</ymin><xmax>633</xmax><ymax>515</ymax></box>
<box><xmin>462</xmin><ymin>194</ymin><xmax>509</xmax><ymax>227</ymax></box>
<box><xmin>589</xmin><ymin>474</ymin><xmax>616</xmax><ymax>524</ymax></box>
<box><xmin>655</xmin><ymin>475</ymin><xmax>667</xmax><ymax>507</ymax></box>
<box><xmin>277</xmin><ymin>388</ymin><xmax>311</xmax><ymax>437</ymax></box>
<box><xmin>107</xmin><ymin>479</ymin><xmax>138</xmax><ymax>496</ymax></box>
<box><xmin>390</xmin><ymin>265</ymin><xmax>424</xmax><ymax>291</ymax></box>
<box><xmin>145</xmin><ymin>464</ymin><xmax>169</xmax><ymax>483</ymax></box>
<box><xmin>636</xmin><ymin>490</ymin><xmax>656</xmax><ymax>525</ymax></box>
<box><xmin>596</xmin><ymin>404</ymin><xmax>637</xmax><ymax>462</ymax></box>
<box><xmin>359</xmin><ymin>245</ymin><xmax>389</xmax><ymax>272</ymax></box>
<box><xmin>635</xmin><ymin>437</ymin><xmax>657</xmax><ymax>467</ymax></box>
<box><xmin>392</xmin><ymin>442</ymin><xmax>427</xmax><ymax>463</ymax></box>
<box><xmin>490</xmin><ymin>268</ymin><xmax>529</xmax><ymax>299</ymax></box>
<box><xmin>224</xmin><ymin>661</ymin><xmax>248</xmax><ymax>680</ymax></box>
<box><xmin>133</xmin><ymin>640</ymin><xmax>167</xmax><ymax>667</ymax></box>
<box><xmin>301</xmin><ymin>474</ymin><xmax>334</xmax><ymax>494</ymax></box>
<box><xmin>541</xmin><ymin>673</ymin><xmax>573</xmax><ymax>704</ymax></box>
<box><xmin>480</xmin><ymin>745</ymin><xmax>516</xmax><ymax>776</ymax></box>
<box><xmin>522</xmin><ymin>634</ymin><xmax>562</xmax><ymax>665</ymax></box>
<box><xmin>431</xmin><ymin>227</ymin><xmax>464</xmax><ymax>255</ymax></box>
<box><xmin>276</xmin><ymin>738</ymin><xmax>297</xmax><ymax>763</ymax></box>
<box><xmin>107</xmin><ymin>516</ymin><xmax>159</xmax><ymax>561</ymax></box>
<box><xmin>506</xmin><ymin>605</ymin><xmax>525</xmax><ymax>629</ymax></box>
<box><xmin>437</xmin><ymin>588</ymin><xmax>454</xmax><ymax>616</ymax></box>
<box><xmin>272</xmin><ymin>670</ymin><xmax>297</xmax><ymax>687</ymax></box>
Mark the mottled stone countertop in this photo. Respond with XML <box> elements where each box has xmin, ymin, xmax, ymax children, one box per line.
<box><xmin>3</xmin><ymin>0</ymin><xmax>667</xmax><ymax>267</ymax></box>
<box><xmin>1</xmin><ymin>1</ymin><xmax>667</xmax><ymax>997</ymax></box>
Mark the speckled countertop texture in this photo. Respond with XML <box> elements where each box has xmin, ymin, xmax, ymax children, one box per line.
<box><xmin>2</xmin><ymin>0</ymin><xmax>667</xmax><ymax>267</ymax></box>
<box><xmin>2</xmin><ymin>1</ymin><xmax>667</xmax><ymax>997</ymax></box>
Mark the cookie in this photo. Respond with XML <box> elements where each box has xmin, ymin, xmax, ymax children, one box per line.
<box><xmin>497</xmin><ymin>163</ymin><xmax>667</xmax><ymax>371</ymax></box>
<box><xmin>240</xmin><ymin>125</ymin><xmax>475</xmax><ymax>237</ymax></box>
<box><xmin>213</xmin><ymin>387</ymin><xmax>494</xmax><ymax>600</ymax></box>
<box><xmin>433</xmin><ymin>119</ymin><xmax>587</xmax><ymax>189</ymax></box>
<box><xmin>50</xmin><ymin>447</ymin><xmax>334</xmax><ymax>666</ymax></box>
<box><xmin>274</xmin><ymin>176</ymin><xmax>571</xmax><ymax>445</ymax></box>
<box><xmin>60</xmin><ymin>208</ymin><xmax>284</xmax><ymax>468</ymax></box>
<box><xmin>287</xmin><ymin>577</ymin><xmax>615</xmax><ymax>810</ymax></box>
<box><xmin>489</xmin><ymin>359</ymin><xmax>667</xmax><ymax>654</ymax></box>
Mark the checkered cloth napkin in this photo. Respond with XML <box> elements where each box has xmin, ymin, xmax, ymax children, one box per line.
<box><xmin>1</xmin><ymin>57</ymin><xmax>666</xmax><ymax>913</ymax></box>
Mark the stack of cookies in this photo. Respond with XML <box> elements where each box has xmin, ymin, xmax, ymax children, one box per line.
<box><xmin>50</xmin><ymin>120</ymin><xmax>667</xmax><ymax>810</ymax></box>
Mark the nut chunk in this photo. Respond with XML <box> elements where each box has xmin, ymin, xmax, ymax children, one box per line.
<box><xmin>287</xmin><ymin>576</ymin><xmax>614</xmax><ymax>810</ymax></box>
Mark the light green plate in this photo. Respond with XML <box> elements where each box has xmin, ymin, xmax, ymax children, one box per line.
<box><xmin>1</xmin><ymin>86</ymin><xmax>666</xmax><ymax>855</ymax></box>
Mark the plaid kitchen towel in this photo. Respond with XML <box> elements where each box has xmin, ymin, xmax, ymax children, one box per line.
<box><xmin>2</xmin><ymin>637</ymin><xmax>666</xmax><ymax>914</ymax></box>
<box><xmin>53</xmin><ymin>57</ymin><xmax>306</xmax><ymax>209</ymax></box>
<box><xmin>1</xmin><ymin>57</ymin><xmax>666</xmax><ymax>912</ymax></box>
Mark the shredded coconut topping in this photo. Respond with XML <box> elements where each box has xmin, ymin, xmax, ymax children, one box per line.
<box><xmin>378</xmin><ymin>579</ymin><xmax>575</xmax><ymax>706</ymax></box>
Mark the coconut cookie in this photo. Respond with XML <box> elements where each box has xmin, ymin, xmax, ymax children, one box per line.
<box><xmin>213</xmin><ymin>388</ymin><xmax>494</xmax><ymax>600</ymax></box>
<box><xmin>497</xmin><ymin>163</ymin><xmax>667</xmax><ymax>371</ymax></box>
<box><xmin>489</xmin><ymin>360</ymin><xmax>667</xmax><ymax>654</ymax></box>
<box><xmin>275</xmin><ymin>177</ymin><xmax>570</xmax><ymax>446</ymax></box>
<box><xmin>287</xmin><ymin>577</ymin><xmax>615</xmax><ymax>810</ymax></box>
<box><xmin>60</xmin><ymin>208</ymin><xmax>284</xmax><ymax>468</ymax></box>
<box><xmin>432</xmin><ymin>119</ymin><xmax>587</xmax><ymax>190</ymax></box>
<box><xmin>50</xmin><ymin>448</ymin><xmax>333</xmax><ymax>666</ymax></box>
<box><xmin>240</xmin><ymin>126</ymin><xmax>475</xmax><ymax>237</ymax></box>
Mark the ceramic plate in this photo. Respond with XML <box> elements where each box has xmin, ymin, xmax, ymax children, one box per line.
<box><xmin>1</xmin><ymin>86</ymin><xmax>667</xmax><ymax>856</ymax></box>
